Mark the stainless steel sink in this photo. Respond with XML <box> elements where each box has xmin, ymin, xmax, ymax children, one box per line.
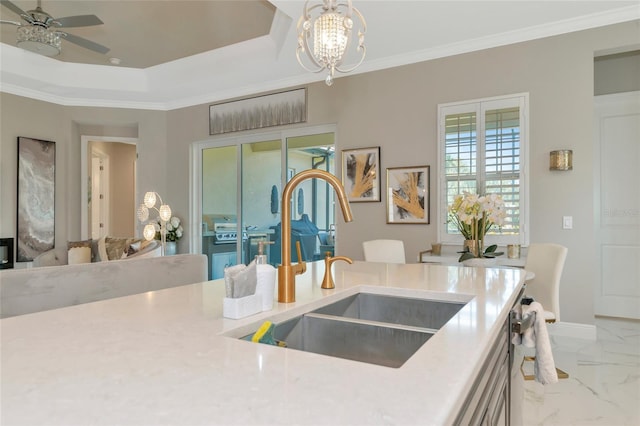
<box><xmin>238</xmin><ymin>292</ymin><xmax>467</xmax><ymax>368</ymax></box>
<box><xmin>264</xmin><ymin>313</ymin><xmax>433</xmax><ymax>368</ymax></box>
<box><xmin>311</xmin><ymin>292</ymin><xmax>465</xmax><ymax>331</ymax></box>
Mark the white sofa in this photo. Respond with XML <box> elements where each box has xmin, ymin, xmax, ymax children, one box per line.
<box><xmin>33</xmin><ymin>239</ymin><xmax>162</xmax><ymax>267</ymax></box>
<box><xmin>0</xmin><ymin>254</ymin><xmax>208</xmax><ymax>318</ymax></box>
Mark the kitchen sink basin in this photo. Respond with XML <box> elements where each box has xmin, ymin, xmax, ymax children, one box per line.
<box><xmin>237</xmin><ymin>292</ymin><xmax>468</xmax><ymax>368</ymax></box>
<box><xmin>244</xmin><ymin>313</ymin><xmax>434</xmax><ymax>368</ymax></box>
<box><xmin>311</xmin><ymin>292</ymin><xmax>465</xmax><ymax>331</ymax></box>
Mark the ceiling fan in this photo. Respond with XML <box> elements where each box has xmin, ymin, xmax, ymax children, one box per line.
<box><xmin>0</xmin><ymin>0</ymin><xmax>109</xmax><ymax>57</ymax></box>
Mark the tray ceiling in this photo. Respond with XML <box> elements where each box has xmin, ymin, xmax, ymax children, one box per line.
<box><xmin>1</xmin><ymin>1</ymin><xmax>638</xmax><ymax>110</ymax></box>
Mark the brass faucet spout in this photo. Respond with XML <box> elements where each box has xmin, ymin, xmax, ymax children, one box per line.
<box><xmin>278</xmin><ymin>169</ymin><xmax>353</xmax><ymax>303</ymax></box>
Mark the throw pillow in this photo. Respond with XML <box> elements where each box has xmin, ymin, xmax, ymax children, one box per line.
<box><xmin>126</xmin><ymin>240</ymin><xmax>142</xmax><ymax>257</ymax></box>
<box><xmin>67</xmin><ymin>239</ymin><xmax>93</xmax><ymax>264</ymax></box>
<box><xmin>68</xmin><ymin>239</ymin><xmax>92</xmax><ymax>250</ymax></box>
<box><xmin>105</xmin><ymin>237</ymin><xmax>129</xmax><ymax>260</ymax></box>
<box><xmin>68</xmin><ymin>246</ymin><xmax>92</xmax><ymax>264</ymax></box>
<box><xmin>97</xmin><ymin>236</ymin><xmax>108</xmax><ymax>262</ymax></box>
<box><xmin>105</xmin><ymin>237</ymin><xmax>141</xmax><ymax>260</ymax></box>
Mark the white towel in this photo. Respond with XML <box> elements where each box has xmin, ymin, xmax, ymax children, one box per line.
<box><xmin>521</xmin><ymin>301</ymin><xmax>558</xmax><ymax>385</ymax></box>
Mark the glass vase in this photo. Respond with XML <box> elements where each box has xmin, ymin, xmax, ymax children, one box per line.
<box><xmin>165</xmin><ymin>241</ymin><xmax>177</xmax><ymax>256</ymax></box>
<box><xmin>463</xmin><ymin>239</ymin><xmax>482</xmax><ymax>257</ymax></box>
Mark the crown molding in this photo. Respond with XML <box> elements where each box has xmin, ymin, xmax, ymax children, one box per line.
<box><xmin>1</xmin><ymin>5</ymin><xmax>638</xmax><ymax>111</ymax></box>
<box><xmin>348</xmin><ymin>4</ymin><xmax>640</xmax><ymax>79</ymax></box>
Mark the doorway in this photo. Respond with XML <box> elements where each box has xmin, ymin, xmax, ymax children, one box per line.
<box><xmin>81</xmin><ymin>136</ymin><xmax>138</xmax><ymax>240</ymax></box>
<box><xmin>191</xmin><ymin>125</ymin><xmax>337</xmax><ymax>279</ymax></box>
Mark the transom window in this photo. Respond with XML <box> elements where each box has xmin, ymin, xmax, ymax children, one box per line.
<box><xmin>438</xmin><ymin>94</ymin><xmax>529</xmax><ymax>246</ymax></box>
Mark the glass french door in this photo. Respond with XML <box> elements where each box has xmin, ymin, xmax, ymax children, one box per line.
<box><xmin>241</xmin><ymin>139</ymin><xmax>282</xmax><ymax>268</ymax></box>
<box><xmin>201</xmin><ymin>145</ymin><xmax>238</xmax><ymax>280</ymax></box>
<box><xmin>193</xmin><ymin>125</ymin><xmax>336</xmax><ymax>279</ymax></box>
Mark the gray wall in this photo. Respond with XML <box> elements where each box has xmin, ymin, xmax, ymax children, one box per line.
<box><xmin>0</xmin><ymin>94</ymin><xmax>168</xmax><ymax>251</ymax></box>
<box><xmin>595</xmin><ymin>50</ymin><xmax>640</xmax><ymax>95</ymax></box>
<box><xmin>1</xmin><ymin>21</ymin><xmax>638</xmax><ymax>325</ymax></box>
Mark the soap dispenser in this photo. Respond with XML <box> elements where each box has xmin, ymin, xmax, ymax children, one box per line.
<box><xmin>254</xmin><ymin>240</ymin><xmax>276</xmax><ymax>310</ymax></box>
<box><xmin>255</xmin><ymin>240</ymin><xmax>274</xmax><ymax>264</ymax></box>
<box><xmin>321</xmin><ymin>251</ymin><xmax>353</xmax><ymax>289</ymax></box>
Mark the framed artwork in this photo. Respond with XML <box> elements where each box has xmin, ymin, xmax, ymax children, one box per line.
<box><xmin>210</xmin><ymin>88</ymin><xmax>307</xmax><ymax>135</ymax></box>
<box><xmin>17</xmin><ymin>137</ymin><xmax>56</xmax><ymax>261</ymax></box>
<box><xmin>341</xmin><ymin>146</ymin><xmax>381</xmax><ymax>202</ymax></box>
<box><xmin>386</xmin><ymin>165</ymin><xmax>430</xmax><ymax>224</ymax></box>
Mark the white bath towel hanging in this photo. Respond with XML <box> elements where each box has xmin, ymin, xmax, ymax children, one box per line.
<box><xmin>521</xmin><ymin>301</ymin><xmax>558</xmax><ymax>384</ymax></box>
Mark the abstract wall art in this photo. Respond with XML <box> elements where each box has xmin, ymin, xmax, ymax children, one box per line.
<box><xmin>16</xmin><ymin>137</ymin><xmax>56</xmax><ymax>262</ymax></box>
<box><xmin>386</xmin><ymin>165</ymin><xmax>430</xmax><ymax>224</ymax></box>
<box><xmin>210</xmin><ymin>88</ymin><xmax>307</xmax><ymax>135</ymax></box>
<box><xmin>341</xmin><ymin>146</ymin><xmax>381</xmax><ymax>202</ymax></box>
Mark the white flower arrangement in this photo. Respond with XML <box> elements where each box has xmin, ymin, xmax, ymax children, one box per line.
<box><xmin>154</xmin><ymin>216</ymin><xmax>183</xmax><ymax>242</ymax></box>
<box><xmin>448</xmin><ymin>192</ymin><xmax>507</xmax><ymax>260</ymax></box>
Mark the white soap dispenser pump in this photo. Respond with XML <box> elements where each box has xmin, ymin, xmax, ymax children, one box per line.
<box><xmin>255</xmin><ymin>240</ymin><xmax>274</xmax><ymax>265</ymax></box>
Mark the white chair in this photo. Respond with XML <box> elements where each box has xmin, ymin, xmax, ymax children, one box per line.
<box><xmin>523</xmin><ymin>243</ymin><xmax>568</xmax><ymax>323</ymax></box>
<box><xmin>522</xmin><ymin>243</ymin><xmax>569</xmax><ymax>380</ymax></box>
<box><xmin>362</xmin><ymin>239</ymin><xmax>406</xmax><ymax>264</ymax></box>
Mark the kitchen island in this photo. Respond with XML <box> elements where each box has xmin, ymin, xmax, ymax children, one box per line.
<box><xmin>1</xmin><ymin>261</ymin><xmax>526</xmax><ymax>425</ymax></box>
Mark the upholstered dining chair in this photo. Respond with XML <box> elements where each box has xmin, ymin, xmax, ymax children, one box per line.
<box><xmin>362</xmin><ymin>239</ymin><xmax>406</xmax><ymax>264</ymax></box>
<box><xmin>523</xmin><ymin>243</ymin><xmax>568</xmax><ymax>323</ymax></box>
<box><xmin>522</xmin><ymin>242</ymin><xmax>569</xmax><ymax>379</ymax></box>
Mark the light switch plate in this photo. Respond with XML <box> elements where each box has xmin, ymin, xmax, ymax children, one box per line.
<box><xmin>563</xmin><ymin>216</ymin><xmax>573</xmax><ymax>229</ymax></box>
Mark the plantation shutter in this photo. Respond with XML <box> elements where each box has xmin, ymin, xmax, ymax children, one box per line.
<box><xmin>484</xmin><ymin>107</ymin><xmax>520</xmax><ymax>235</ymax></box>
<box><xmin>444</xmin><ymin>112</ymin><xmax>477</xmax><ymax>235</ymax></box>
<box><xmin>439</xmin><ymin>94</ymin><xmax>527</xmax><ymax>244</ymax></box>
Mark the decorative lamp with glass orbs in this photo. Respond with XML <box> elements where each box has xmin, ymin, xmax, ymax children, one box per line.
<box><xmin>137</xmin><ymin>191</ymin><xmax>172</xmax><ymax>256</ymax></box>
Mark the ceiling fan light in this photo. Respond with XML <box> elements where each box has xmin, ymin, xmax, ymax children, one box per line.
<box><xmin>16</xmin><ymin>25</ymin><xmax>61</xmax><ymax>56</ymax></box>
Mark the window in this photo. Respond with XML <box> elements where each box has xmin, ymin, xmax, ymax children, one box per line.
<box><xmin>438</xmin><ymin>94</ymin><xmax>528</xmax><ymax>246</ymax></box>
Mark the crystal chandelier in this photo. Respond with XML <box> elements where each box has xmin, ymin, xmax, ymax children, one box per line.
<box><xmin>137</xmin><ymin>191</ymin><xmax>172</xmax><ymax>256</ymax></box>
<box><xmin>16</xmin><ymin>25</ymin><xmax>61</xmax><ymax>57</ymax></box>
<box><xmin>296</xmin><ymin>0</ymin><xmax>366</xmax><ymax>86</ymax></box>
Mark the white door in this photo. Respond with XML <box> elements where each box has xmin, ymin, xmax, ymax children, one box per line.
<box><xmin>91</xmin><ymin>152</ymin><xmax>110</xmax><ymax>240</ymax></box>
<box><xmin>594</xmin><ymin>91</ymin><xmax>640</xmax><ymax>319</ymax></box>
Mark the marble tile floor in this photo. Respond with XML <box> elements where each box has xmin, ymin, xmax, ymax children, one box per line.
<box><xmin>520</xmin><ymin>317</ymin><xmax>640</xmax><ymax>425</ymax></box>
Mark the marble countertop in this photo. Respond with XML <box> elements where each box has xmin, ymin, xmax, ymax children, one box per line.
<box><xmin>1</xmin><ymin>261</ymin><xmax>526</xmax><ymax>425</ymax></box>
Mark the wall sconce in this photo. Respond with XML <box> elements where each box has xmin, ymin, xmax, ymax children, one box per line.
<box><xmin>550</xmin><ymin>150</ymin><xmax>573</xmax><ymax>171</ymax></box>
<box><xmin>137</xmin><ymin>191</ymin><xmax>172</xmax><ymax>255</ymax></box>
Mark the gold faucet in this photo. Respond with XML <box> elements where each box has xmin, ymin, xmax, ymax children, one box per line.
<box><xmin>278</xmin><ymin>169</ymin><xmax>353</xmax><ymax>303</ymax></box>
<box><xmin>321</xmin><ymin>252</ymin><xmax>353</xmax><ymax>289</ymax></box>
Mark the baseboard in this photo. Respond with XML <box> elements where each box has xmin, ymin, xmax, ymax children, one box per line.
<box><xmin>548</xmin><ymin>321</ymin><xmax>597</xmax><ymax>340</ymax></box>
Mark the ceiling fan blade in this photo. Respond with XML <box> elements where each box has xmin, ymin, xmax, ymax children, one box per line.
<box><xmin>61</xmin><ymin>32</ymin><xmax>110</xmax><ymax>55</ymax></box>
<box><xmin>0</xmin><ymin>19</ymin><xmax>21</xmax><ymax>25</ymax></box>
<box><xmin>54</xmin><ymin>14</ymin><xmax>103</xmax><ymax>28</ymax></box>
<box><xmin>0</xmin><ymin>0</ymin><xmax>28</xmax><ymax>18</ymax></box>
